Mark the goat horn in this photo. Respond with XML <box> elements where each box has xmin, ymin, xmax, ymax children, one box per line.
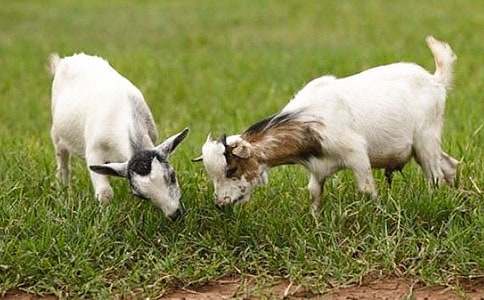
<box><xmin>191</xmin><ymin>155</ymin><xmax>203</xmax><ymax>162</ymax></box>
<box><xmin>218</xmin><ymin>133</ymin><xmax>227</xmax><ymax>146</ymax></box>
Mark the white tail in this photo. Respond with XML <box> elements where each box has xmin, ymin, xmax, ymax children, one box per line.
<box><xmin>426</xmin><ymin>36</ymin><xmax>456</xmax><ymax>89</ymax></box>
<box><xmin>48</xmin><ymin>53</ymin><xmax>61</xmax><ymax>76</ymax></box>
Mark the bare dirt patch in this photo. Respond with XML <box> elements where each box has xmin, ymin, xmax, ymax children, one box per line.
<box><xmin>1</xmin><ymin>291</ymin><xmax>56</xmax><ymax>300</ymax></box>
<box><xmin>164</xmin><ymin>277</ymin><xmax>484</xmax><ymax>300</ymax></box>
<box><xmin>2</xmin><ymin>277</ymin><xmax>483</xmax><ymax>299</ymax></box>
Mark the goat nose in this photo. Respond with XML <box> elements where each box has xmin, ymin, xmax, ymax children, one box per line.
<box><xmin>216</xmin><ymin>196</ymin><xmax>231</xmax><ymax>205</ymax></box>
<box><xmin>214</xmin><ymin>196</ymin><xmax>230</xmax><ymax>210</ymax></box>
<box><xmin>168</xmin><ymin>208</ymin><xmax>184</xmax><ymax>221</ymax></box>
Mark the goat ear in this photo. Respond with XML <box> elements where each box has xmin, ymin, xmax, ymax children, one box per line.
<box><xmin>191</xmin><ymin>155</ymin><xmax>203</xmax><ymax>162</ymax></box>
<box><xmin>232</xmin><ymin>143</ymin><xmax>251</xmax><ymax>159</ymax></box>
<box><xmin>89</xmin><ymin>162</ymin><xmax>128</xmax><ymax>177</ymax></box>
<box><xmin>156</xmin><ymin>128</ymin><xmax>189</xmax><ymax>157</ymax></box>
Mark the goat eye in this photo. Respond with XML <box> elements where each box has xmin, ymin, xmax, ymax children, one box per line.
<box><xmin>169</xmin><ymin>172</ymin><xmax>176</xmax><ymax>184</ymax></box>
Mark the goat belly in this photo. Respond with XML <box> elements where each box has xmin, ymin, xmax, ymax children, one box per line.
<box><xmin>368</xmin><ymin>144</ymin><xmax>413</xmax><ymax>170</ymax></box>
<box><xmin>369</xmin><ymin>153</ymin><xmax>412</xmax><ymax>170</ymax></box>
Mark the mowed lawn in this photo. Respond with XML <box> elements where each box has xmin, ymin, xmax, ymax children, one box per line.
<box><xmin>0</xmin><ymin>0</ymin><xmax>483</xmax><ymax>298</ymax></box>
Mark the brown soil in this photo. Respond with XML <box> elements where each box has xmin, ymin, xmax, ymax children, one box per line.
<box><xmin>3</xmin><ymin>277</ymin><xmax>483</xmax><ymax>299</ymax></box>
<box><xmin>164</xmin><ymin>277</ymin><xmax>484</xmax><ymax>300</ymax></box>
<box><xmin>1</xmin><ymin>292</ymin><xmax>56</xmax><ymax>300</ymax></box>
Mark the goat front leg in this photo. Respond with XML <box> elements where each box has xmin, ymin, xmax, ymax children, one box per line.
<box><xmin>308</xmin><ymin>174</ymin><xmax>324</xmax><ymax>212</ymax></box>
<box><xmin>86</xmin><ymin>151</ymin><xmax>113</xmax><ymax>204</ymax></box>
<box><xmin>346</xmin><ymin>151</ymin><xmax>377</xmax><ymax>198</ymax></box>
<box><xmin>307</xmin><ymin>158</ymin><xmax>339</xmax><ymax>213</ymax></box>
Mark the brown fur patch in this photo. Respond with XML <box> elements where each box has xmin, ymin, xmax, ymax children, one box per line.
<box><xmin>222</xmin><ymin>114</ymin><xmax>324</xmax><ymax>181</ymax></box>
<box><xmin>244</xmin><ymin>119</ymin><xmax>323</xmax><ymax>166</ymax></box>
<box><xmin>224</xmin><ymin>151</ymin><xmax>261</xmax><ymax>181</ymax></box>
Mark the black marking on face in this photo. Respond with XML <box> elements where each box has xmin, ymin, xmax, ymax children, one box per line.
<box><xmin>169</xmin><ymin>171</ymin><xmax>177</xmax><ymax>184</ymax></box>
<box><xmin>226</xmin><ymin>166</ymin><xmax>237</xmax><ymax>178</ymax></box>
<box><xmin>216</xmin><ymin>133</ymin><xmax>229</xmax><ymax>161</ymax></box>
<box><xmin>127</xmin><ymin>150</ymin><xmax>164</xmax><ymax>176</ymax></box>
<box><xmin>126</xmin><ymin>150</ymin><xmax>167</xmax><ymax>200</ymax></box>
<box><xmin>233</xmin><ymin>195</ymin><xmax>244</xmax><ymax>204</ymax></box>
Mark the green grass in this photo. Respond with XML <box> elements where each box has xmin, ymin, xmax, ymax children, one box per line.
<box><xmin>0</xmin><ymin>0</ymin><xmax>483</xmax><ymax>298</ymax></box>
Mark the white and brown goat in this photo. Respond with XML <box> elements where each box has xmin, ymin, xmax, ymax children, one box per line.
<box><xmin>49</xmin><ymin>53</ymin><xmax>189</xmax><ymax>220</ymax></box>
<box><xmin>194</xmin><ymin>36</ymin><xmax>459</xmax><ymax>211</ymax></box>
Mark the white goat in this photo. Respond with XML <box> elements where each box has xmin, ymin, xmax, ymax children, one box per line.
<box><xmin>49</xmin><ymin>53</ymin><xmax>189</xmax><ymax>220</ymax></box>
<box><xmin>195</xmin><ymin>36</ymin><xmax>459</xmax><ymax>211</ymax></box>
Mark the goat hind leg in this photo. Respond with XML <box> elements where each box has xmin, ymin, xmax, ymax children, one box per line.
<box><xmin>440</xmin><ymin>151</ymin><xmax>458</xmax><ymax>185</ymax></box>
<box><xmin>384</xmin><ymin>169</ymin><xmax>394</xmax><ymax>186</ymax></box>
<box><xmin>414</xmin><ymin>131</ymin><xmax>445</xmax><ymax>186</ymax></box>
<box><xmin>51</xmin><ymin>128</ymin><xmax>70</xmax><ymax>185</ymax></box>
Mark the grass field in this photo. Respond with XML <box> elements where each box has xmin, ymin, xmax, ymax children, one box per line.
<box><xmin>0</xmin><ymin>0</ymin><xmax>483</xmax><ymax>298</ymax></box>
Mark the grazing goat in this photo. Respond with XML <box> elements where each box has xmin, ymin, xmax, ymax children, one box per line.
<box><xmin>194</xmin><ymin>36</ymin><xmax>459</xmax><ymax>211</ymax></box>
<box><xmin>49</xmin><ymin>53</ymin><xmax>188</xmax><ymax>220</ymax></box>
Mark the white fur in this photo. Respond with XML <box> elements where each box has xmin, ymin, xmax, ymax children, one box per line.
<box><xmin>202</xmin><ymin>137</ymin><xmax>228</xmax><ymax>178</ymax></box>
<box><xmin>284</xmin><ymin>37</ymin><xmax>457</xmax><ymax>195</ymax></box>
<box><xmin>201</xmin><ymin>136</ymin><xmax>256</xmax><ymax>204</ymax></box>
<box><xmin>49</xmin><ymin>53</ymin><xmax>184</xmax><ymax>217</ymax></box>
<box><xmin>50</xmin><ymin>54</ymin><xmax>149</xmax><ymax>160</ymax></box>
<box><xmin>201</xmin><ymin>36</ymin><xmax>458</xmax><ymax>209</ymax></box>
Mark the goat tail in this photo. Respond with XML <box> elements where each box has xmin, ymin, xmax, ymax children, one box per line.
<box><xmin>48</xmin><ymin>53</ymin><xmax>61</xmax><ymax>76</ymax></box>
<box><xmin>426</xmin><ymin>36</ymin><xmax>456</xmax><ymax>89</ymax></box>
